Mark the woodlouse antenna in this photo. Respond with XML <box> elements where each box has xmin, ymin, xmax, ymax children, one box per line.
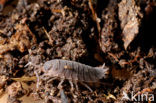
<box><xmin>24</xmin><ymin>62</ymin><xmax>41</xmax><ymax>69</ymax></box>
<box><xmin>34</xmin><ymin>71</ymin><xmax>40</xmax><ymax>90</ymax></box>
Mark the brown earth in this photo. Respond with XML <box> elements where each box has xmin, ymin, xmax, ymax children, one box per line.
<box><xmin>0</xmin><ymin>0</ymin><xmax>156</xmax><ymax>103</ymax></box>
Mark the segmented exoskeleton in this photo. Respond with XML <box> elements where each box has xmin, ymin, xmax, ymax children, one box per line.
<box><xmin>42</xmin><ymin>59</ymin><xmax>109</xmax><ymax>91</ymax></box>
<box><xmin>26</xmin><ymin>59</ymin><xmax>109</xmax><ymax>92</ymax></box>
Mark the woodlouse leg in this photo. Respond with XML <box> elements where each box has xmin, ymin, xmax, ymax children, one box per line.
<box><xmin>80</xmin><ymin>82</ymin><xmax>93</xmax><ymax>92</ymax></box>
<box><xmin>58</xmin><ymin>79</ymin><xmax>64</xmax><ymax>89</ymax></box>
<box><xmin>34</xmin><ymin>71</ymin><xmax>40</xmax><ymax>90</ymax></box>
<box><xmin>60</xmin><ymin>89</ymin><xmax>68</xmax><ymax>103</ymax></box>
<box><xmin>47</xmin><ymin>77</ymin><xmax>57</xmax><ymax>83</ymax></box>
<box><xmin>69</xmin><ymin>81</ymin><xmax>74</xmax><ymax>92</ymax></box>
<box><xmin>74</xmin><ymin>81</ymin><xmax>79</xmax><ymax>91</ymax></box>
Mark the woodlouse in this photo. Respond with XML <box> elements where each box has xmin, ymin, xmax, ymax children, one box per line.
<box><xmin>27</xmin><ymin>59</ymin><xmax>109</xmax><ymax>92</ymax></box>
<box><xmin>43</xmin><ymin>59</ymin><xmax>108</xmax><ymax>82</ymax></box>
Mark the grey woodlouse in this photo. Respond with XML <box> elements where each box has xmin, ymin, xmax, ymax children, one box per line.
<box><xmin>27</xmin><ymin>59</ymin><xmax>109</xmax><ymax>92</ymax></box>
<box><xmin>43</xmin><ymin>59</ymin><xmax>109</xmax><ymax>82</ymax></box>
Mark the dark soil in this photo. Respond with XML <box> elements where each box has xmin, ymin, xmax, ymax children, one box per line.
<box><xmin>0</xmin><ymin>0</ymin><xmax>156</xmax><ymax>103</ymax></box>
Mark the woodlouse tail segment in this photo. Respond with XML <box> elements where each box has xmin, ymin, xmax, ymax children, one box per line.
<box><xmin>102</xmin><ymin>63</ymin><xmax>106</xmax><ymax>69</ymax></box>
<box><xmin>101</xmin><ymin>63</ymin><xmax>110</xmax><ymax>78</ymax></box>
<box><xmin>96</xmin><ymin>66</ymin><xmax>110</xmax><ymax>79</ymax></box>
<box><xmin>103</xmin><ymin>67</ymin><xmax>110</xmax><ymax>78</ymax></box>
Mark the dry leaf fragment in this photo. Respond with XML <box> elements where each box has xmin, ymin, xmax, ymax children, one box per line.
<box><xmin>118</xmin><ymin>0</ymin><xmax>143</xmax><ymax>49</ymax></box>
